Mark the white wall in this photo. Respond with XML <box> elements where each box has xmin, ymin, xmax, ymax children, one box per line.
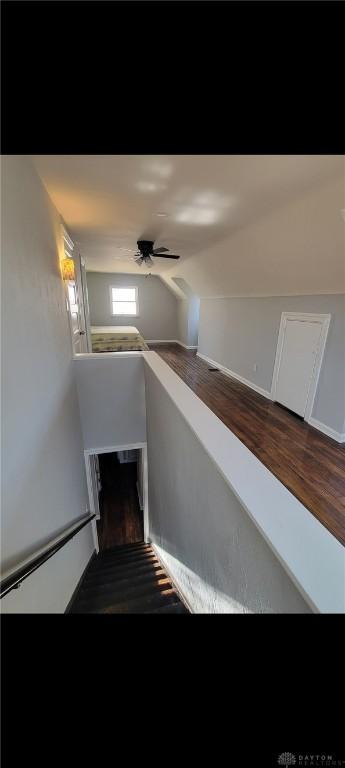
<box><xmin>1</xmin><ymin>156</ymin><xmax>94</xmax><ymax>612</ymax></box>
<box><xmin>198</xmin><ymin>294</ymin><xmax>345</xmax><ymax>435</ymax></box>
<box><xmin>177</xmin><ymin>300</ymin><xmax>189</xmax><ymax>346</ymax></box>
<box><xmin>73</xmin><ymin>354</ymin><xmax>146</xmax><ymax>450</ymax></box>
<box><xmin>143</xmin><ymin>352</ymin><xmax>344</xmax><ymax>613</ymax></box>
<box><xmin>144</xmin><ymin>359</ymin><xmax>312</xmax><ymax>613</ymax></box>
<box><xmin>86</xmin><ymin>272</ymin><xmax>178</xmax><ymax>340</ymax></box>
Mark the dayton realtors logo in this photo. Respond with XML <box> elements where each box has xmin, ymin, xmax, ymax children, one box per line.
<box><xmin>277</xmin><ymin>756</ymin><xmax>345</xmax><ymax>768</ymax></box>
<box><xmin>278</xmin><ymin>755</ymin><xmax>296</xmax><ymax>768</ymax></box>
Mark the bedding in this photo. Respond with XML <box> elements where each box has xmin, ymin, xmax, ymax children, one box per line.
<box><xmin>91</xmin><ymin>325</ymin><xmax>149</xmax><ymax>352</ymax></box>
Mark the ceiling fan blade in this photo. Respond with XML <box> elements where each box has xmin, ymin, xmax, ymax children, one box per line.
<box><xmin>145</xmin><ymin>255</ymin><xmax>154</xmax><ymax>266</ymax></box>
<box><xmin>154</xmin><ymin>254</ymin><xmax>180</xmax><ymax>259</ymax></box>
<box><xmin>153</xmin><ymin>246</ymin><xmax>169</xmax><ymax>254</ymax></box>
<box><xmin>135</xmin><ymin>256</ymin><xmax>144</xmax><ymax>265</ymax></box>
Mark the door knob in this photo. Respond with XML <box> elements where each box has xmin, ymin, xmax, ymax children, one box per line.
<box><xmin>79</xmin><ymin>331</ymin><xmax>86</xmax><ymax>335</ymax></box>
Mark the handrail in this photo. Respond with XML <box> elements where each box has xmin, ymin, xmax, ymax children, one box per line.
<box><xmin>0</xmin><ymin>512</ymin><xmax>96</xmax><ymax>599</ymax></box>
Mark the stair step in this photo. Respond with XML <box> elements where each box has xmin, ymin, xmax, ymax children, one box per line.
<box><xmin>69</xmin><ymin>541</ymin><xmax>189</xmax><ymax>614</ymax></box>
<box><xmin>73</xmin><ymin>576</ymin><xmax>175</xmax><ymax>613</ymax></box>
<box><xmin>88</xmin><ymin>552</ymin><xmax>158</xmax><ymax>576</ymax></box>
<box><xmin>75</xmin><ymin>588</ymin><xmax>179</xmax><ymax>614</ymax></box>
<box><xmin>94</xmin><ymin>547</ymin><xmax>154</xmax><ymax>567</ymax></box>
<box><xmin>99</xmin><ymin>541</ymin><xmax>148</xmax><ymax>558</ymax></box>
<box><xmin>83</xmin><ymin>559</ymin><xmax>162</xmax><ymax>587</ymax></box>
<box><xmin>80</xmin><ymin>568</ymin><xmax>168</xmax><ymax>599</ymax></box>
<box><xmin>144</xmin><ymin>602</ymin><xmax>189</xmax><ymax>614</ymax></box>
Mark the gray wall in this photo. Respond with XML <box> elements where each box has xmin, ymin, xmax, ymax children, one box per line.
<box><xmin>177</xmin><ymin>300</ymin><xmax>189</xmax><ymax>345</ymax></box>
<box><xmin>198</xmin><ymin>295</ymin><xmax>345</xmax><ymax>434</ymax></box>
<box><xmin>145</xmin><ymin>364</ymin><xmax>310</xmax><ymax>613</ymax></box>
<box><xmin>1</xmin><ymin>156</ymin><xmax>94</xmax><ymax>612</ymax></box>
<box><xmin>86</xmin><ymin>272</ymin><xmax>178</xmax><ymax>341</ymax></box>
<box><xmin>74</xmin><ymin>356</ymin><xmax>146</xmax><ymax>450</ymax></box>
<box><xmin>177</xmin><ymin>296</ymin><xmax>200</xmax><ymax>347</ymax></box>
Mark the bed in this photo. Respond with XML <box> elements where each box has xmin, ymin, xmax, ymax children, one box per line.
<box><xmin>91</xmin><ymin>326</ymin><xmax>149</xmax><ymax>353</ymax></box>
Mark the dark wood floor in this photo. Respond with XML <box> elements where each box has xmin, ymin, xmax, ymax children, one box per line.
<box><xmin>148</xmin><ymin>343</ymin><xmax>345</xmax><ymax>546</ymax></box>
<box><xmin>97</xmin><ymin>453</ymin><xmax>143</xmax><ymax>551</ymax></box>
<box><xmin>70</xmin><ymin>542</ymin><xmax>189</xmax><ymax>614</ymax></box>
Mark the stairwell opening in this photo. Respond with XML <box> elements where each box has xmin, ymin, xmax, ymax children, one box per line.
<box><xmin>85</xmin><ymin>444</ymin><xmax>149</xmax><ymax>553</ymax></box>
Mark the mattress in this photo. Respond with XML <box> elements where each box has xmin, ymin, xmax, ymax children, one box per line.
<box><xmin>90</xmin><ymin>325</ymin><xmax>148</xmax><ymax>352</ymax></box>
<box><xmin>91</xmin><ymin>325</ymin><xmax>140</xmax><ymax>338</ymax></box>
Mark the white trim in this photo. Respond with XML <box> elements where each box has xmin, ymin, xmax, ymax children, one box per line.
<box><xmin>308</xmin><ymin>417</ymin><xmax>345</xmax><ymax>444</ymax></box>
<box><xmin>62</xmin><ymin>226</ymin><xmax>74</xmax><ymax>254</ymax></box>
<box><xmin>73</xmin><ymin>351</ymin><xmax>143</xmax><ymax>359</ymax></box>
<box><xmin>197</xmin><ymin>352</ymin><xmax>272</xmax><ymax>400</ymax></box>
<box><xmin>136</xmin><ymin>481</ymin><xmax>143</xmax><ymax>510</ymax></box>
<box><xmin>84</xmin><ymin>442</ymin><xmax>149</xmax><ymax>544</ymax></box>
<box><xmin>271</xmin><ymin>312</ymin><xmax>331</xmax><ymax>422</ymax></box>
<box><xmin>110</xmin><ymin>284</ymin><xmax>139</xmax><ymax>317</ymax></box>
<box><xmin>176</xmin><ymin>340</ymin><xmax>198</xmax><ymax>350</ymax></box>
<box><xmin>197</xmin><ymin>349</ymin><xmax>343</xmax><ymax>443</ymax></box>
<box><xmin>151</xmin><ymin>543</ymin><xmax>194</xmax><ymax>613</ymax></box>
<box><xmin>143</xmin><ymin>352</ymin><xmax>345</xmax><ymax>613</ymax></box>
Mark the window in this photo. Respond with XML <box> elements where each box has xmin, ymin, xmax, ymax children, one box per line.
<box><xmin>110</xmin><ymin>286</ymin><xmax>138</xmax><ymax>316</ymax></box>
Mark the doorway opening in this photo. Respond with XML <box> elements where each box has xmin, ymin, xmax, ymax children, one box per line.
<box><xmin>85</xmin><ymin>445</ymin><xmax>148</xmax><ymax>553</ymax></box>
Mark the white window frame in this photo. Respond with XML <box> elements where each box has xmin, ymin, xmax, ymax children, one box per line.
<box><xmin>110</xmin><ymin>285</ymin><xmax>139</xmax><ymax>317</ymax></box>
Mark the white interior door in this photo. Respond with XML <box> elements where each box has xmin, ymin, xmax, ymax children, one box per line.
<box><xmin>66</xmin><ymin>279</ymin><xmax>86</xmax><ymax>354</ymax></box>
<box><xmin>274</xmin><ymin>319</ymin><xmax>323</xmax><ymax>417</ymax></box>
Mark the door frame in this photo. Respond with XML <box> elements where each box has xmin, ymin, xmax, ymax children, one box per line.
<box><xmin>271</xmin><ymin>312</ymin><xmax>331</xmax><ymax>422</ymax></box>
<box><xmin>84</xmin><ymin>442</ymin><xmax>149</xmax><ymax>553</ymax></box>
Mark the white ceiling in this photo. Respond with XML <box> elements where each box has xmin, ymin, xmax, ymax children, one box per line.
<box><xmin>31</xmin><ymin>155</ymin><xmax>341</xmax><ymax>271</ymax></box>
<box><xmin>31</xmin><ymin>155</ymin><xmax>344</xmax><ymax>297</ymax></box>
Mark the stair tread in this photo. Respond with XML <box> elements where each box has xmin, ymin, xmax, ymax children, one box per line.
<box><xmin>83</xmin><ymin>561</ymin><xmax>163</xmax><ymax>587</ymax></box>
<box><xmin>144</xmin><ymin>602</ymin><xmax>189</xmax><ymax>614</ymax></box>
<box><xmin>98</xmin><ymin>542</ymin><xmax>149</xmax><ymax>558</ymax></box>
<box><xmin>73</xmin><ymin>577</ymin><xmax>175</xmax><ymax>612</ymax></box>
<box><xmin>69</xmin><ymin>541</ymin><xmax>189</xmax><ymax>614</ymax></box>
<box><xmin>87</xmin><ymin>558</ymin><xmax>158</xmax><ymax>580</ymax></box>
<box><xmin>73</xmin><ymin>589</ymin><xmax>180</xmax><ymax>614</ymax></box>
<box><xmin>79</xmin><ymin>569</ymin><xmax>169</xmax><ymax>599</ymax></box>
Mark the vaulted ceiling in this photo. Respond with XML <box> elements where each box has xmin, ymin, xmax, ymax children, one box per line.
<box><xmin>31</xmin><ymin>155</ymin><xmax>344</xmax><ymax>297</ymax></box>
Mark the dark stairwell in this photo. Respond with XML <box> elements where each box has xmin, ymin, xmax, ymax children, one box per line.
<box><xmin>69</xmin><ymin>541</ymin><xmax>189</xmax><ymax>614</ymax></box>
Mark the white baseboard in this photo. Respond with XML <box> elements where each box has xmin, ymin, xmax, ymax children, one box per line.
<box><xmin>176</xmin><ymin>340</ymin><xmax>198</xmax><ymax>350</ymax></box>
<box><xmin>197</xmin><ymin>352</ymin><xmax>272</xmax><ymax>400</ymax></box>
<box><xmin>197</xmin><ymin>352</ymin><xmax>345</xmax><ymax>444</ymax></box>
<box><xmin>147</xmin><ymin>339</ymin><xmax>198</xmax><ymax>350</ymax></box>
<box><xmin>307</xmin><ymin>417</ymin><xmax>345</xmax><ymax>444</ymax></box>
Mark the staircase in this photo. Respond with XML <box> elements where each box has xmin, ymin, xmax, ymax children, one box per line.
<box><xmin>70</xmin><ymin>542</ymin><xmax>189</xmax><ymax>614</ymax></box>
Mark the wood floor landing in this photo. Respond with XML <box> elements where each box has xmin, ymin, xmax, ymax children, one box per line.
<box><xmin>70</xmin><ymin>542</ymin><xmax>189</xmax><ymax>614</ymax></box>
<box><xmin>148</xmin><ymin>343</ymin><xmax>345</xmax><ymax>546</ymax></box>
<box><xmin>97</xmin><ymin>453</ymin><xmax>143</xmax><ymax>551</ymax></box>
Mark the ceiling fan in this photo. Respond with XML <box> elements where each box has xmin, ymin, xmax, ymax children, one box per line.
<box><xmin>134</xmin><ymin>240</ymin><xmax>181</xmax><ymax>267</ymax></box>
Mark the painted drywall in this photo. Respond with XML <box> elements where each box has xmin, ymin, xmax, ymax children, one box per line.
<box><xmin>177</xmin><ymin>300</ymin><xmax>189</xmax><ymax>346</ymax></box>
<box><xmin>1</xmin><ymin>155</ymin><xmax>94</xmax><ymax>612</ymax></box>
<box><xmin>164</xmin><ymin>172</ymin><xmax>345</xmax><ymax>297</ymax></box>
<box><xmin>1</xmin><ymin>527</ymin><xmax>93</xmax><ymax>613</ymax></box>
<box><xmin>174</xmin><ymin>278</ymin><xmax>200</xmax><ymax>347</ymax></box>
<box><xmin>73</xmin><ymin>355</ymin><xmax>146</xmax><ymax>450</ymax></box>
<box><xmin>144</xmin><ymin>362</ymin><xmax>311</xmax><ymax>614</ymax></box>
<box><xmin>198</xmin><ymin>294</ymin><xmax>345</xmax><ymax>434</ymax></box>
<box><xmin>86</xmin><ymin>272</ymin><xmax>178</xmax><ymax>340</ymax></box>
<box><xmin>188</xmin><ymin>295</ymin><xmax>200</xmax><ymax>346</ymax></box>
<box><xmin>177</xmin><ymin>297</ymin><xmax>200</xmax><ymax>347</ymax></box>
